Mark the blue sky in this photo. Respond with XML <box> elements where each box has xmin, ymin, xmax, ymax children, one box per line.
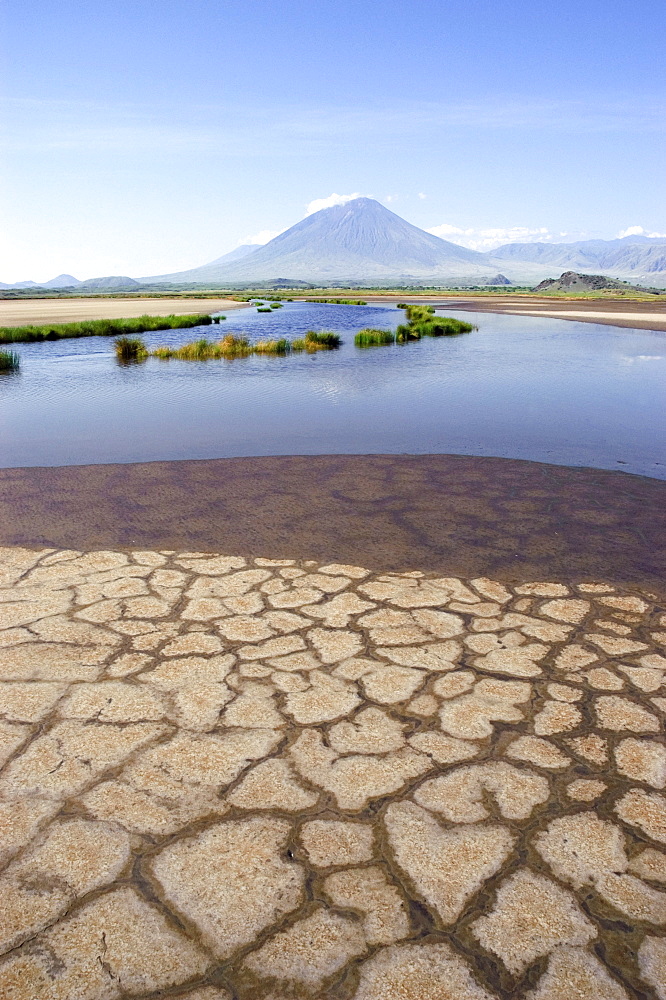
<box><xmin>1</xmin><ymin>0</ymin><xmax>664</xmax><ymax>281</ymax></box>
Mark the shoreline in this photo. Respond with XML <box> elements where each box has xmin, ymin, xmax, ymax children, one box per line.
<box><xmin>0</xmin><ymin>296</ymin><xmax>249</xmax><ymax>327</ymax></box>
<box><xmin>362</xmin><ymin>295</ymin><xmax>666</xmax><ymax>332</ymax></box>
<box><xmin>2</xmin><ymin>294</ymin><xmax>666</xmax><ymax>331</ymax></box>
<box><xmin>1</xmin><ymin>453</ymin><xmax>664</xmax><ymax>596</ymax></box>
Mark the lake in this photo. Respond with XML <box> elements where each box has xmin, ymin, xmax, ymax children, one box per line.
<box><xmin>1</xmin><ymin>302</ymin><xmax>664</xmax><ymax>478</ymax></box>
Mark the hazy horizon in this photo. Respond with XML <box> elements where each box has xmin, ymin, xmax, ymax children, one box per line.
<box><xmin>1</xmin><ymin>0</ymin><xmax>664</xmax><ymax>282</ymax></box>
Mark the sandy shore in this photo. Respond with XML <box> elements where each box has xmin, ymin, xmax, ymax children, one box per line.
<box><xmin>0</xmin><ymin>297</ymin><xmax>248</xmax><ymax>327</ymax></box>
<box><xmin>363</xmin><ymin>295</ymin><xmax>666</xmax><ymax>332</ymax></box>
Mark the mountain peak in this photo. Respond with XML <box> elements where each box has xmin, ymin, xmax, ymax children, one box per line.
<box><xmin>145</xmin><ymin>196</ymin><xmax>491</xmax><ymax>285</ymax></box>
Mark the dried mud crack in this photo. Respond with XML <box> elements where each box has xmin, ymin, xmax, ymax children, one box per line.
<box><xmin>0</xmin><ymin>544</ymin><xmax>664</xmax><ymax>999</ymax></box>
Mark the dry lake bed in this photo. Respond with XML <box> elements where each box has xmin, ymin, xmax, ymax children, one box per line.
<box><xmin>0</xmin><ymin>542</ymin><xmax>665</xmax><ymax>999</ymax></box>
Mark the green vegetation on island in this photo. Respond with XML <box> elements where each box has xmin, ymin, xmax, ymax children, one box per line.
<box><xmin>0</xmin><ymin>349</ymin><xmax>20</xmax><ymax>372</ymax></box>
<box><xmin>354</xmin><ymin>328</ymin><xmax>396</xmax><ymax>347</ymax></box>
<box><xmin>306</xmin><ymin>298</ymin><xmax>368</xmax><ymax>305</ymax></box>
<box><xmin>151</xmin><ymin>335</ymin><xmax>252</xmax><ymax>360</ymax></box>
<box><xmin>114</xmin><ymin>337</ymin><xmax>149</xmax><ymax>363</ymax></box>
<box><xmin>396</xmin><ymin>305</ymin><xmax>474</xmax><ymax>342</ymax></box>
<box><xmin>254</xmin><ymin>338</ymin><xmax>291</xmax><ymax>354</ymax></box>
<box><xmin>145</xmin><ymin>329</ymin><xmax>343</xmax><ymax>362</ymax></box>
<box><xmin>353</xmin><ymin>306</ymin><xmax>474</xmax><ymax>347</ymax></box>
<box><xmin>292</xmin><ymin>331</ymin><xmax>342</xmax><ymax>351</ymax></box>
<box><xmin>0</xmin><ymin>313</ymin><xmax>216</xmax><ymax>344</ymax></box>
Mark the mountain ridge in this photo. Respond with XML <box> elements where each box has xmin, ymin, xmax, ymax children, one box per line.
<box><xmin>4</xmin><ymin>200</ymin><xmax>666</xmax><ymax>289</ymax></box>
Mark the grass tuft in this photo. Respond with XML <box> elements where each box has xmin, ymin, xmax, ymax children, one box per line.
<box><xmin>413</xmin><ymin>317</ymin><xmax>475</xmax><ymax>337</ymax></box>
<box><xmin>152</xmin><ymin>334</ymin><xmax>253</xmax><ymax>361</ymax></box>
<box><xmin>254</xmin><ymin>339</ymin><xmax>290</xmax><ymax>354</ymax></box>
<box><xmin>291</xmin><ymin>331</ymin><xmax>342</xmax><ymax>352</ymax></box>
<box><xmin>115</xmin><ymin>336</ymin><xmax>148</xmax><ymax>363</ymax></box>
<box><xmin>395</xmin><ymin>323</ymin><xmax>422</xmax><ymax>342</ymax></box>
<box><xmin>355</xmin><ymin>328</ymin><xmax>395</xmax><ymax>347</ymax></box>
<box><xmin>0</xmin><ymin>313</ymin><xmax>213</xmax><ymax>344</ymax></box>
<box><xmin>306</xmin><ymin>298</ymin><xmax>367</xmax><ymax>305</ymax></box>
<box><xmin>0</xmin><ymin>349</ymin><xmax>20</xmax><ymax>372</ymax></box>
<box><xmin>404</xmin><ymin>305</ymin><xmax>436</xmax><ymax>322</ymax></box>
<box><xmin>305</xmin><ymin>330</ymin><xmax>342</xmax><ymax>348</ymax></box>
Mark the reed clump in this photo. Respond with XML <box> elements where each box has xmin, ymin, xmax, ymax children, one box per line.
<box><xmin>0</xmin><ymin>349</ymin><xmax>20</xmax><ymax>372</ymax></box>
<box><xmin>395</xmin><ymin>324</ymin><xmax>422</xmax><ymax>342</ymax></box>
<box><xmin>115</xmin><ymin>336</ymin><xmax>148</xmax><ymax>363</ymax></box>
<box><xmin>396</xmin><ymin>310</ymin><xmax>474</xmax><ymax>343</ymax></box>
<box><xmin>292</xmin><ymin>330</ymin><xmax>343</xmax><ymax>352</ymax></box>
<box><xmin>412</xmin><ymin>317</ymin><xmax>474</xmax><ymax>337</ymax></box>
<box><xmin>151</xmin><ymin>334</ymin><xmax>255</xmax><ymax>360</ymax></box>
<box><xmin>254</xmin><ymin>339</ymin><xmax>290</xmax><ymax>354</ymax></box>
<box><xmin>0</xmin><ymin>313</ymin><xmax>213</xmax><ymax>344</ymax></box>
<box><xmin>256</xmin><ymin>307</ymin><xmax>272</xmax><ymax>313</ymax></box>
<box><xmin>355</xmin><ymin>328</ymin><xmax>395</xmax><ymax>347</ymax></box>
<box><xmin>403</xmin><ymin>305</ymin><xmax>436</xmax><ymax>322</ymax></box>
<box><xmin>306</xmin><ymin>298</ymin><xmax>367</xmax><ymax>305</ymax></box>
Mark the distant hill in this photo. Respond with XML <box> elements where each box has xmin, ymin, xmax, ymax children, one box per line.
<box><xmin>75</xmin><ymin>276</ymin><xmax>141</xmax><ymax>290</ymax></box>
<box><xmin>40</xmin><ymin>274</ymin><xmax>81</xmax><ymax>289</ymax></box>
<box><xmin>141</xmin><ymin>198</ymin><xmax>505</xmax><ymax>286</ymax></box>
<box><xmin>533</xmin><ymin>271</ymin><xmax>663</xmax><ymax>294</ymax></box>
<box><xmin>487</xmin><ymin>237</ymin><xmax>666</xmax><ymax>287</ymax></box>
<box><xmin>0</xmin><ymin>274</ymin><xmax>138</xmax><ymax>291</ymax></box>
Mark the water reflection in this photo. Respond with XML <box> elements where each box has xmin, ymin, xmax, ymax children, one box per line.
<box><xmin>1</xmin><ymin>303</ymin><xmax>664</xmax><ymax>478</ymax></box>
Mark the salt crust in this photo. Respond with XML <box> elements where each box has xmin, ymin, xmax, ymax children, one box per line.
<box><xmin>0</xmin><ymin>545</ymin><xmax>664</xmax><ymax>999</ymax></box>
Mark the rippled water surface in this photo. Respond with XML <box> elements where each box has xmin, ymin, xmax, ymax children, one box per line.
<box><xmin>1</xmin><ymin>302</ymin><xmax>664</xmax><ymax>478</ymax></box>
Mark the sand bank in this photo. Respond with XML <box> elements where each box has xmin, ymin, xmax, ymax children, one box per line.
<box><xmin>0</xmin><ymin>297</ymin><xmax>247</xmax><ymax>327</ymax></box>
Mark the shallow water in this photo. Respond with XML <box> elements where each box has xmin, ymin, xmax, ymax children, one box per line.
<box><xmin>1</xmin><ymin>302</ymin><xmax>664</xmax><ymax>478</ymax></box>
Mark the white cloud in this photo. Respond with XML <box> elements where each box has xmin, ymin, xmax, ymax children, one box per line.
<box><xmin>617</xmin><ymin>225</ymin><xmax>666</xmax><ymax>238</ymax></box>
<box><xmin>305</xmin><ymin>192</ymin><xmax>361</xmax><ymax>215</ymax></box>
<box><xmin>427</xmin><ymin>223</ymin><xmax>556</xmax><ymax>251</ymax></box>
<box><xmin>385</xmin><ymin>194</ymin><xmax>397</xmax><ymax>203</ymax></box>
<box><xmin>239</xmin><ymin>228</ymin><xmax>284</xmax><ymax>245</ymax></box>
<box><xmin>418</xmin><ymin>192</ymin><xmax>427</xmax><ymax>200</ymax></box>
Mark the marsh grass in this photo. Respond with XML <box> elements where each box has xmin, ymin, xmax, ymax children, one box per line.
<box><xmin>355</xmin><ymin>328</ymin><xmax>395</xmax><ymax>347</ymax></box>
<box><xmin>0</xmin><ymin>313</ymin><xmax>213</xmax><ymax>344</ymax></box>
<box><xmin>114</xmin><ymin>336</ymin><xmax>148</xmax><ymax>363</ymax></box>
<box><xmin>0</xmin><ymin>349</ymin><xmax>20</xmax><ymax>372</ymax></box>
<box><xmin>291</xmin><ymin>331</ymin><xmax>342</xmax><ymax>352</ymax></box>
<box><xmin>269</xmin><ymin>302</ymin><xmax>283</xmax><ymax>309</ymax></box>
<box><xmin>404</xmin><ymin>305</ymin><xmax>436</xmax><ymax>322</ymax></box>
<box><xmin>395</xmin><ymin>324</ymin><xmax>422</xmax><ymax>342</ymax></box>
<box><xmin>306</xmin><ymin>298</ymin><xmax>367</xmax><ymax>305</ymax></box>
<box><xmin>395</xmin><ymin>312</ymin><xmax>475</xmax><ymax>343</ymax></box>
<box><xmin>256</xmin><ymin>307</ymin><xmax>272</xmax><ymax>313</ymax></box>
<box><xmin>254</xmin><ymin>339</ymin><xmax>290</xmax><ymax>354</ymax></box>
<box><xmin>410</xmin><ymin>317</ymin><xmax>475</xmax><ymax>337</ymax></box>
<box><xmin>152</xmin><ymin>334</ymin><xmax>253</xmax><ymax>361</ymax></box>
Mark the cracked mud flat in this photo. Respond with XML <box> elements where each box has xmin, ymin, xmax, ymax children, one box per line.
<box><xmin>0</xmin><ymin>545</ymin><xmax>665</xmax><ymax>999</ymax></box>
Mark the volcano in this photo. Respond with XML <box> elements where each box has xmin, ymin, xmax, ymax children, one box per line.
<box><xmin>142</xmin><ymin>198</ymin><xmax>504</xmax><ymax>285</ymax></box>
